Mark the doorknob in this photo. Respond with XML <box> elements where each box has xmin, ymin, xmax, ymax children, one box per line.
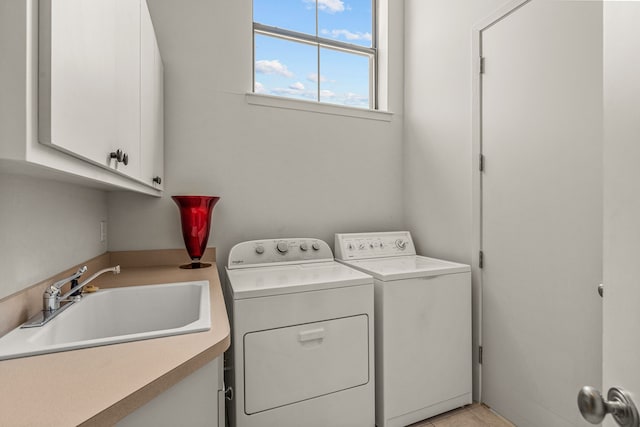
<box><xmin>578</xmin><ymin>386</ymin><xmax>639</xmax><ymax>426</ymax></box>
<box><xmin>598</xmin><ymin>283</ymin><xmax>604</xmax><ymax>297</ymax></box>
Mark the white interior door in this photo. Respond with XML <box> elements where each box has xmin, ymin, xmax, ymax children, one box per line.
<box><xmin>600</xmin><ymin>2</ymin><xmax>640</xmax><ymax>426</ymax></box>
<box><xmin>480</xmin><ymin>1</ymin><xmax>603</xmax><ymax>426</ymax></box>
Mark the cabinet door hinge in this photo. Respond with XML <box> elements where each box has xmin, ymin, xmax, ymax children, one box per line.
<box><xmin>480</xmin><ymin>154</ymin><xmax>485</xmax><ymax>172</ymax></box>
<box><xmin>479</xmin><ymin>345</ymin><xmax>483</xmax><ymax>364</ymax></box>
<box><xmin>480</xmin><ymin>56</ymin><xmax>486</xmax><ymax>74</ymax></box>
<box><xmin>479</xmin><ymin>251</ymin><xmax>484</xmax><ymax>269</ymax></box>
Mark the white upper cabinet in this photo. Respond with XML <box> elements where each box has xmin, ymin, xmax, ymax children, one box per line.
<box><xmin>140</xmin><ymin>5</ymin><xmax>164</xmax><ymax>190</ymax></box>
<box><xmin>0</xmin><ymin>0</ymin><xmax>163</xmax><ymax>196</ymax></box>
<box><xmin>40</xmin><ymin>0</ymin><xmax>142</xmax><ymax>179</ymax></box>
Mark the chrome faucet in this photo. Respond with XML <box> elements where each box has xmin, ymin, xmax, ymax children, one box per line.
<box><xmin>42</xmin><ymin>265</ymin><xmax>88</xmax><ymax>311</ymax></box>
<box><xmin>22</xmin><ymin>265</ymin><xmax>121</xmax><ymax>328</ymax></box>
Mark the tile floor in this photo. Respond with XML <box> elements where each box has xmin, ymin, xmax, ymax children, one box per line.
<box><xmin>408</xmin><ymin>403</ymin><xmax>515</xmax><ymax>427</ymax></box>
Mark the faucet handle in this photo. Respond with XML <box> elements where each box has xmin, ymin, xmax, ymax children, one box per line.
<box><xmin>50</xmin><ymin>266</ymin><xmax>88</xmax><ymax>290</ymax></box>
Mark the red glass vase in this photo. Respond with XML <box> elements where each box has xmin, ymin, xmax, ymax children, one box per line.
<box><xmin>172</xmin><ymin>195</ymin><xmax>220</xmax><ymax>269</ymax></box>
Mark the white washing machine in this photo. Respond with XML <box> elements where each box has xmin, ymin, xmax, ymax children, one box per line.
<box><xmin>335</xmin><ymin>231</ymin><xmax>472</xmax><ymax>427</ymax></box>
<box><xmin>225</xmin><ymin>238</ymin><xmax>375</xmax><ymax>427</ymax></box>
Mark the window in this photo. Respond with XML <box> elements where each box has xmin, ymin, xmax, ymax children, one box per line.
<box><xmin>253</xmin><ymin>0</ymin><xmax>376</xmax><ymax>110</ymax></box>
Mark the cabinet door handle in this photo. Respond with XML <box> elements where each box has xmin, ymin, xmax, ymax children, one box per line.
<box><xmin>110</xmin><ymin>149</ymin><xmax>124</xmax><ymax>163</ymax></box>
<box><xmin>109</xmin><ymin>149</ymin><xmax>128</xmax><ymax>166</ymax></box>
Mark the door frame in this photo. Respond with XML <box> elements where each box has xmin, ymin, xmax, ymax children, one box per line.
<box><xmin>470</xmin><ymin>0</ymin><xmax>532</xmax><ymax>403</ymax></box>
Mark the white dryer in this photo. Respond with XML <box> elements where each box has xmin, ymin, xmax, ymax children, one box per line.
<box><xmin>335</xmin><ymin>231</ymin><xmax>472</xmax><ymax>427</ymax></box>
<box><xmin>225</xmin><ymin>238</ymin><xmax>375</xmax><ymax>427</ymax></box>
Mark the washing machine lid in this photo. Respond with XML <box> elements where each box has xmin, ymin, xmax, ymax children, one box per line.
<box><xmin>339</xmin><ymin>255</ymin><xmax>470</xmax><ymax>281</ymax></box>
<box><xmin>226</xmin><ymin>261</ymin><xmax>372</xmax><ymax>299</ymax></box>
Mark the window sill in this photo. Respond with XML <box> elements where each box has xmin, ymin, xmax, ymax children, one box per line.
<box><xmin>245</xmin><ymin>93</ymin><xmax>393</xmax><ymax>122</ymax></box>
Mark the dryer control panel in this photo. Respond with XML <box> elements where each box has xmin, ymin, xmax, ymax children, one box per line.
<box><xmin>334</xmin><ymin>231</ymin><xmax>417</xmax><ymax>260</ymax></box>
<box><xmin>227</xmin><ymin>238</ymin><xmax>333</xmax><ymax>269</ymax></box>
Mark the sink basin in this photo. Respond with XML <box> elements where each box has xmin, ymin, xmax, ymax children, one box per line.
<box><xmin>0</xmin><ymin>280</ymin><xmax>211</xmax><ymax>361</ymax></box>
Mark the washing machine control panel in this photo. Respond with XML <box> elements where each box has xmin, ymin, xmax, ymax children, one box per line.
<box><xmin>228</xmin><ymin>238</ymin><xmax>333</xmax><ymax>269</ymax></box>
<box><xmin>334</xmin><ymin>231</ymin><xmax>417</xmax><ymax>260</ymax></box>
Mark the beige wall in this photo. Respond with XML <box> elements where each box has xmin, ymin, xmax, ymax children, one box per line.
<box><xmin>107</xmin><ymin>0</ymin><xmax>405</xmax><ymax>270</ymax></box>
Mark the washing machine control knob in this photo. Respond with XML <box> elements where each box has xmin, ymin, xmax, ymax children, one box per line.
<box><xmin>396</xmin><ymin>239</ymin><xmax>407</xmax><ymax>250</ymax></box>
<box><xmin>255</xmin><ymin>245</ymin><xmax>265</xmax><ymax>254</ymax></box>
<box><xmin>300</xmin><ymin>242</ymin><xmax>308</xmax><ymax>251</ymax></box>
<box><xmin>276</xmin><ymin>241</ymin><xmax>289</xmax><ymax>254</ymax></box>
<box><xmin>311</xmin><ymin>242</ymin><xmax>321</xmax><ymax>251</ymax></box>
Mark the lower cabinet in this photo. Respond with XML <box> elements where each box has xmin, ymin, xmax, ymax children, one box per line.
<box><xmin>117</xmin><ymin>357</ymin><xmax>224</xmax><ymax>427</ymax></box>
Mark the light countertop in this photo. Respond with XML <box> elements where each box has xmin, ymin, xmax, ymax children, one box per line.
<box><xmin>0</xmin><ymin>249</ymin><xmax>230</xmax><ymax>426</ymax></box>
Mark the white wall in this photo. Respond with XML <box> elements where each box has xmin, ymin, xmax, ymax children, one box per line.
<box><xmin>107</xmin><ymin>0</ymin><xmax>405</xmax><ymax>270</ymax></box>
<box><xmin>0</xmin><ymin>173</ymin><xmax>107</xmax><ymax>300</ymax></box>
<box><xmin>403</xmin><ymin>0</ymin><xmax>508</xmax><ymax>401</ymax></box>
<box><xmin>0</xmin><ymin>0</ymin><xmax>110</xmax><ymax>301</ymax></box>
<box><xmin>404</xmin><ymin>0</ymin><xmax>506</xmax><ymax>264</ymax></box>
<box><xmin>404</xmin><ymin>0</ymin><xmax>605</xmax><ymax>415</ymax></box>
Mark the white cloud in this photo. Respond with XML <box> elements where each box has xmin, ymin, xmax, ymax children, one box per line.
<box><xmin>255</xmin><ymin>59</ymin><xmax>294</xmax><ymax>78</ymax></box>
<box><xmin>304</xmin><ymin>0</ymin><xmax>345</xmax><ymax>13</ymax></box>
<box><xmin>272</xmin><ymin>88</ymin><xmax>297</xmax><ymax>95</ymax></box>
<box><xmin>272</xmin><ymin>86</ymin><xmax>316</xmax><ymax>99</ymax></box>
<box><xmin>271</xmin><ymin>82</ymin><xmax>306</xmax><ymax>96</ymax></box>
<box><xmin>318</xmin><ymin>0</ymin><xmax>345</xmax><ymax>13</ymax></box>
<box><xmin>307</xmin><ymin>73</ymin><xmax>328</xmax><ymax>83</ymax></box>
<box><xmin>320</xmin><ymin>89</ymin><xmax>336</xmax><ymax>98</ymax></box>
<box><xmin>321</xmin><ymin>28</ymin><xmax>372</xmax><ymax>42</ymax></box>
<box><xmin>343</xmin><ymin>92</ymin><xmax>368</xmax><ymax>106</ymax></box>
<box><xmin>254</xmin><ymin>81</ymin><xmax>267</xmax><ymax>94</ymax></box>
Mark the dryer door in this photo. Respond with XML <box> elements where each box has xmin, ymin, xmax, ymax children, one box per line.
<box><xmin>243</xmin><ymin>314</ymin><xmax>369</xmax><ymax>414</ymax></box>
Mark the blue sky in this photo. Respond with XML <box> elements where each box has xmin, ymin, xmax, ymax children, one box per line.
<box><xmin>254</xmin><ymin>0</ymin><xmax>372</xmax><ymax>108</ymax></box>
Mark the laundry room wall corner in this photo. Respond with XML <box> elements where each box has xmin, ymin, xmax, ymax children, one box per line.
<box><xmin>106</xmin><ymin>0</ymin><xmax>406</xmax><ymax>273</ymax></box>
<box><xmin>403</xmin><ymin>0</ymin><xmax>511</xmax><ymax>401</ymax></box>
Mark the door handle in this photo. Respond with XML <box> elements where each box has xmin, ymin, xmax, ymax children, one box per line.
<box><xmin>578</xmin><ymin>386</ymin><xmax>639</xmax><ymax>426</ymax></box>
<box><xmin>598</xmin><ymin>283</ymin><xmax>604</xmax><ymax>298</ymax></box>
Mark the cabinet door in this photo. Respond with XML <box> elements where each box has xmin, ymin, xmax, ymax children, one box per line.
<box><xmin>39</xmin><ymin>0</ymin><xmax>141</xmax><ymax>179</ymax></box>
<box><xmin>140</xmin><ymin>3</ymin><xmax>164</xmax><ymax>190</ymax></box>
<box><xmin>116</xmin><ymin>358</ymin><xmax>220</xmax><ymax>426</ymax></box>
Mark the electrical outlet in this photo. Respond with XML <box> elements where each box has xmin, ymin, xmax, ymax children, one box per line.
<box><xmin>100</xmin><ymin>221</ymin><xmax>107</xmax><ymax>243</ymax></box>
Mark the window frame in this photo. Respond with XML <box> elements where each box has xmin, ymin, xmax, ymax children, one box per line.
<box><xmin>252</xmin><ymin>0</ymin><xmax>378</xmax><ymax>110</ymax></box>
